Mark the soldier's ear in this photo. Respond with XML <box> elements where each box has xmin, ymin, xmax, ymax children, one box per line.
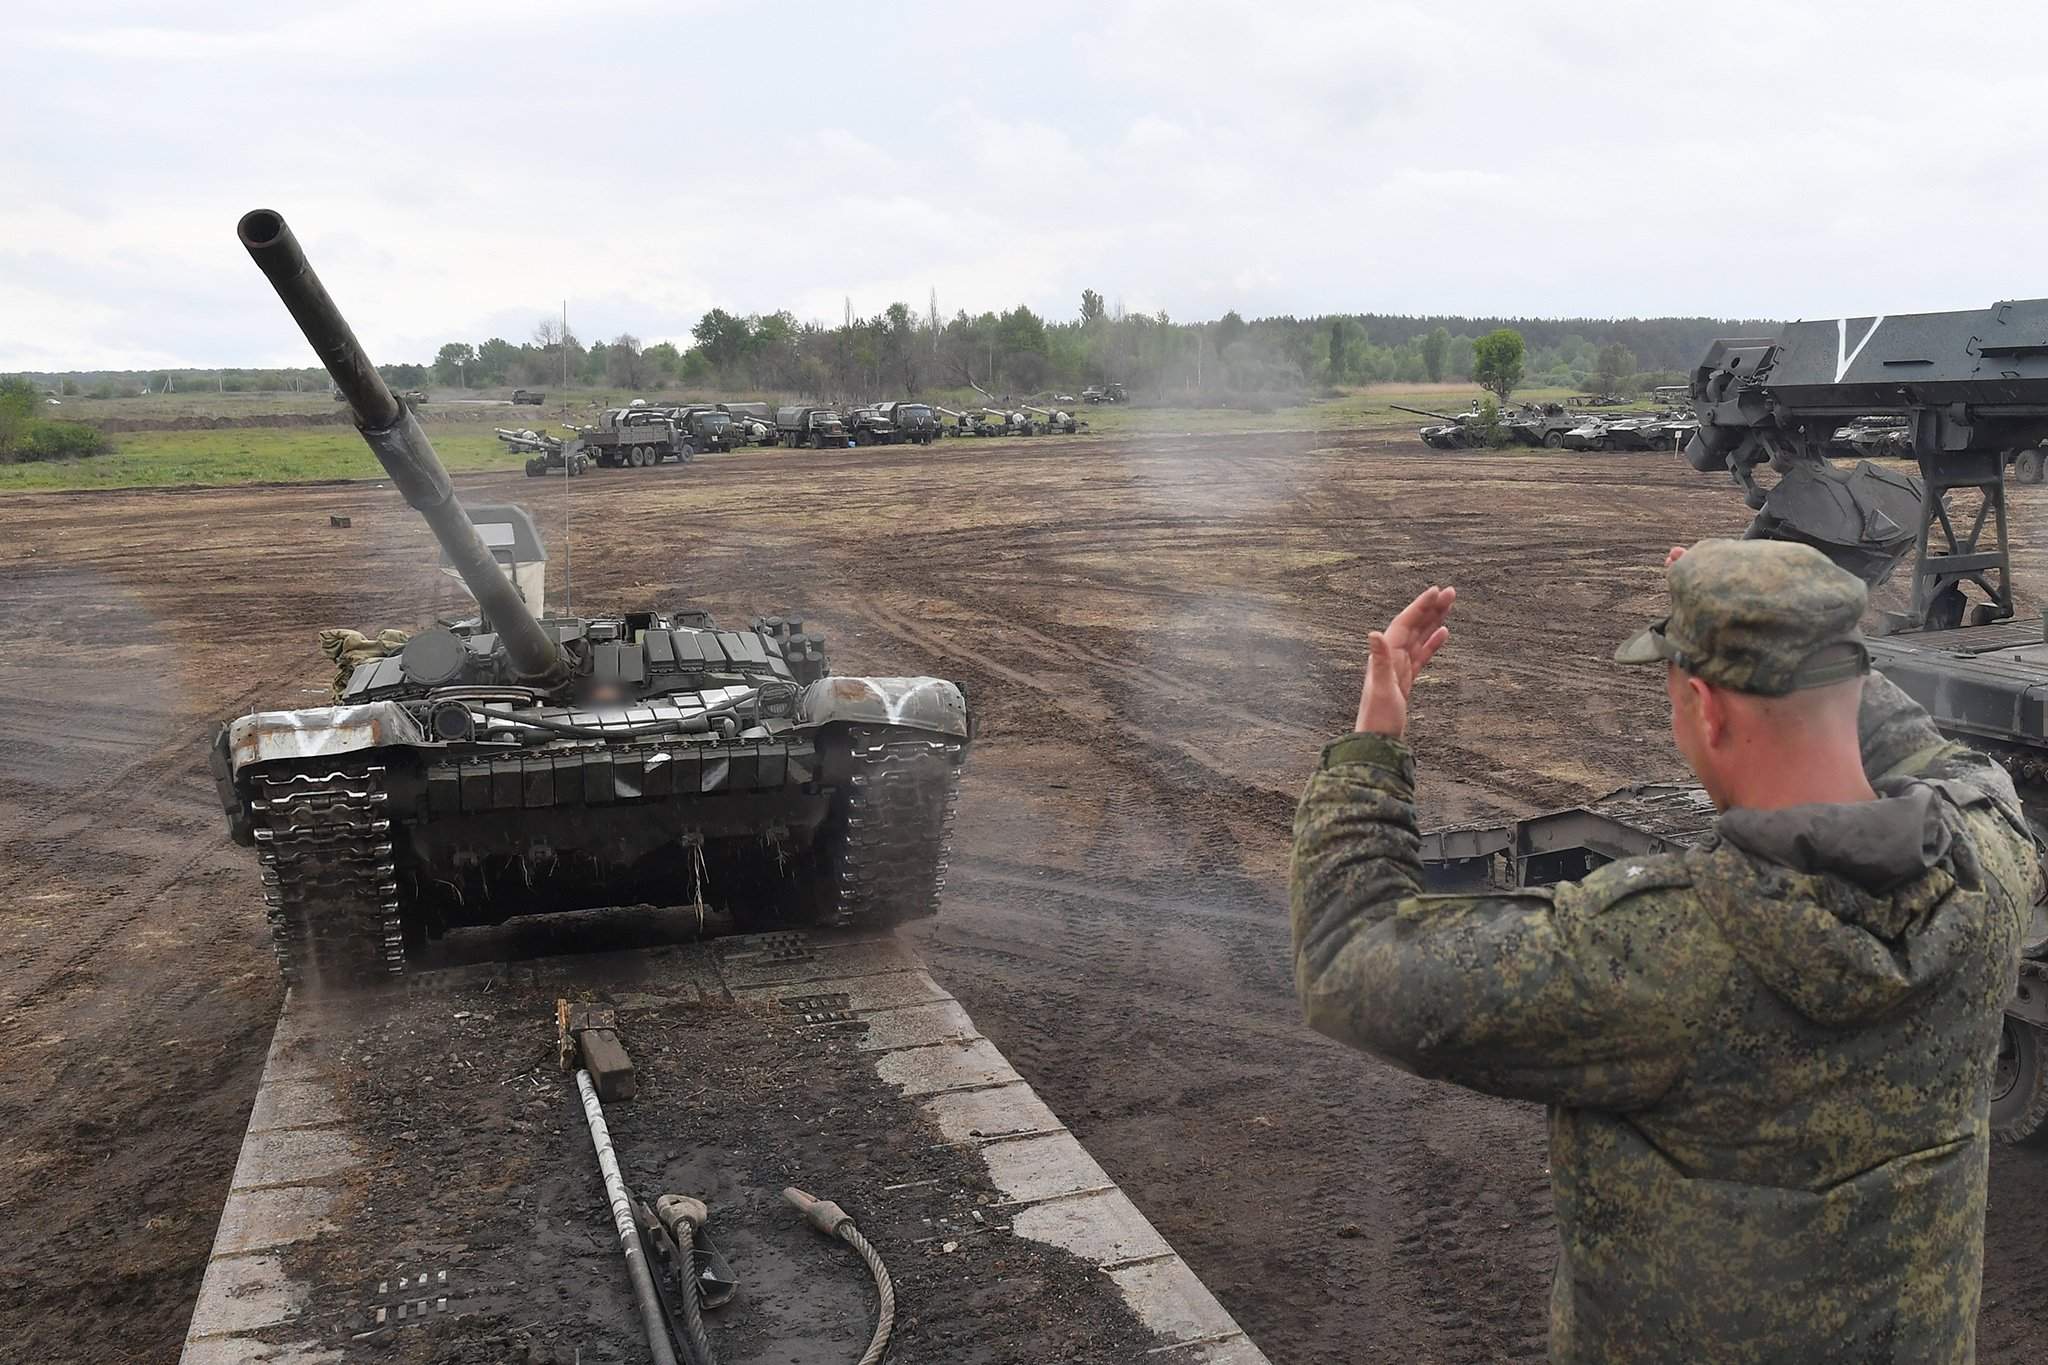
<box><xmin>1689</xmin><ymin>676</ymin><xmax>1728</xmax><ymax>746</ymax></box>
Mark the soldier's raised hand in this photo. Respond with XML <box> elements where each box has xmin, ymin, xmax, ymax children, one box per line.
<box><xmin>1355</xmin><ymin>586</ymin><xmax>1455</xmax><ymax>738</ymax></box>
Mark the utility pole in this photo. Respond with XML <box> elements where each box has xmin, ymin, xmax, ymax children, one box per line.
<box><xmin>928</xmin><ymin>288</ymin><xmax>940</xmax><ymax>357</ymax></box>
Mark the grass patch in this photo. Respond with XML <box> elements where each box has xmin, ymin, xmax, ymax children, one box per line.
<box><xmin>0</xmin><ymin>425</ymin><xmax>518</xmax><ymax>492</ymax></box>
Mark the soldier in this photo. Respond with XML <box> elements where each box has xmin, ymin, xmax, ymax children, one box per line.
<box><xmin>1291</xmin><ymin>539</ymin><xmax>2040</xmax><ymax>1363</ymax></box>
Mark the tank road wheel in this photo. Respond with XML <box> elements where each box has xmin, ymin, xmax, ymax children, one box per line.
<box><xmin>1543</xmin><ymin>430</ymin><xmax>1564</xmax><ymax>449</ymax></box>
<box><xmin>1993</xmin><ymin>1018</ymin><xmax>2048</xmax><ymax>1143</ymax></box>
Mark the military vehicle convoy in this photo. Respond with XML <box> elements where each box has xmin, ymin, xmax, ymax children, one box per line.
<box><xmin>1426</xmin><ymin>302</ymin><xmax>2048</xmax><ymax>1140</ymax></box>
<box><xmin>570</xmin><ymin>402</ymin><xmax>695</xmax><ymax>467</ymax></box>
<box><xmin>217</xmin><ymin>210</ymin><xmax>972</xmax><ymax>986</ymax></box>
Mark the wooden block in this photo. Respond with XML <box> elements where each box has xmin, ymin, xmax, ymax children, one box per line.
<box><xmin>578</xmin><ymin>1028</ymin><xmax>636</xmax><ymax>1101</ymax></box>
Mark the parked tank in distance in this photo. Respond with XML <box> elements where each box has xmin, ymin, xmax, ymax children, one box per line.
<box><xmin>219</xmin><ymin>210</ymin><xmax>971</xmax><ymax>988</ymax></box>
<box><xmin>1829</xmin><ymin>415</ymin><xmax>1912</xmax><ymax>460</ymax></box>
<box><xmin>1390</xmin><ymin>403</ymin><xmax>1483</xmax><ymax>450</ymax></box>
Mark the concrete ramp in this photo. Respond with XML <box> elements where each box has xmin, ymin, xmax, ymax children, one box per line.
<box><xmin>181</xmin><ymin>929</ymin><xmax>1270</xmax><ymax>1363</ymax></box>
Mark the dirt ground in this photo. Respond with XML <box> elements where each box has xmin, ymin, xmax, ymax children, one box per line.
<box><xmin>3</xmin><ymin>429</ymin><xmax>2046</xmax><ymax>1363</ymax></box>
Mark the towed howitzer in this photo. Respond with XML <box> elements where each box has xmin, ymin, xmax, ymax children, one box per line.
<box><xmin>214</xmin><ymin>210</ymin><xmax>970</xmax><ymax>986</ymax></box>
<box><xmin>1022</xmin><ymin>403</ymin><xmax>1083</xmax><ymax>434</ymax></box>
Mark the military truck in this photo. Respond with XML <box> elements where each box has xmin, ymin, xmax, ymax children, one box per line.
<box><xmin>775</xmin><ymin>405</ymin><xmax>850</xmax><ymax>448</ymax></box>
<box><xmin>881</xmin><ymin>401</ymin><xmax>939</xmax><ymax>444</ymax></box>
<box><xmin>569</xmin><ymin>402</ymin><xmax>692</xmax><ymax>467</ymax></box>
<box><xmin>843</xmin><ymin>404</ymin><xmax>899</xmax><ymax>446</ymax></box>
<box><xmin>511</xmin><ymin>388</ymin><xmax>545</xmax><ymax>406</ymax></box>
<box><xmin>1081</xmin><ymin>383</ymin><xmax>1127</xmax><ymax>404</ymax></box>
<box><xmin>673</xmin><ymin>405</ymin><xmax>736</xmax><ymax>454</ymax></box>
<box><xmin>221</xmin><ymin>209</ymin><xmax>971</xmax><ymax>985</ymax></box>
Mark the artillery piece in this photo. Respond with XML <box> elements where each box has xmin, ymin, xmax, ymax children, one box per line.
<box><xmin>212</xmin><ymin>211</ymin><xmax>971</xmax><ymax>987</ymax></box>
<box><xmin>495</xmin><ymin>427</ymin><xmax>589</xmax><ymax>478</ymax></box>
<box><xmin>1022</xmin><ymin>403</ymin><xmax>1084</xmax><ymax>434</ymax></box>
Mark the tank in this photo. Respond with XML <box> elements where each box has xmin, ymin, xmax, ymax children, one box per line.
<box><xmin>1389</xmin><ymin>403</ymin><xmax>1482</xmax><ymax>450</ymax></box>
<box><xmin>212</xmin><ymin>211</ymin><xmax>971</xmax><ymax>987</ymax></box>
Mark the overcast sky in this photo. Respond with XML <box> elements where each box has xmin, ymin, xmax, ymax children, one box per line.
<box><xmin>6</xmin><ymin>1</ymin><xmax>2046</xmax><ymax>370</ymax></box>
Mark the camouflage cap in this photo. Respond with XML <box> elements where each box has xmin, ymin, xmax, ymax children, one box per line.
<box><xmin>1614</xmin><ymin>539</ymin><xmax>1870</xmax><ymax>695</ymax></box>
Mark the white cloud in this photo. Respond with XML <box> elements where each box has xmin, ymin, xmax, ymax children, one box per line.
<box><xmin>5</xmin><ymin>0</ymin><xmax>2048</xmax><ymax>368</ymax></box>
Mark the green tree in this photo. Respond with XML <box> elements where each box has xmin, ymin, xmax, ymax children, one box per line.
<box><xmin>691</xmin><ymin>308</ymin><xmax>752</xmax><ymax>371</ymax></box>
<box><xmin>475</xmin><ymin>338</ymin><xmax>518</xmax><ymax>385</ymax></box>
<box><xmin>1471</xmin><ymin>328</ymin><xmax>1525</xmax><ymax>404</ymax></box>
<box><xmin>1215</xmin><ymin>310</ymin><xmax>1248</xmax><ymax>353</ymax></box>
<box><xmin>1080</xmin><ymin>289</ymin><xmax>1106</xmax><ymax>325</ymax></box>
<box><xmin>1595</xmin><ymin>342</ymin><xmax>1636</xmax><ymax>393</ymax></box>
<box><xmin>606</xmin><ymin>333</ymin><xmax>647</xmax><ymax>388</ymax></box>
<box><xmin>1421</xmin><ymin>326</ymin><xmax>1450</xmax><ymax>383</ymax></box>
<box><xmin>433</xmin><ymin>342</ymin><xmax>476</xmax><ymax>386</ymax></box>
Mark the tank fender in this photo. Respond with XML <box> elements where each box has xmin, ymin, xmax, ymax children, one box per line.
<box><xmin>801</xmin><ymin>676</ymin><xmax>969</xmax><ymax>739</ymax></box>
<box><xmin>225</xmin><ymin>701</ymin><xmax>427</xmax><ymax>775</ymax></box>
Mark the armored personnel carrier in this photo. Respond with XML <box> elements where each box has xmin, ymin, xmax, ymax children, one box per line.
<box><xmin>214</xmin><ymin>211</ymin><xmax>971</xmax><ymax>987</ymax></box>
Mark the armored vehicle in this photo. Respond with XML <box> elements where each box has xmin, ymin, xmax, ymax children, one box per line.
<box><xmin>1504</xmin><ymin>401</ymin><xmax>1579</xmax><ymax>448</ymax></box>
<box><xmin>217</xmin><ymin>210</ymin><xmax>971</xmax><ymax>986</ymax></box>
<box><xmin>775</xmin><ymin>405</ymin><xmax>850</xmax><ymax>448</ymax></box>
<box><xmin>1560</xmin><ymin>414</ymin><xmax>1671</xmax><ymax>451</ymax></box>
<box><xmin>1828</xmin><ymin>415</ymin><xmax>1911</xmax><ymax>461</ymax></box>
<box><xmin>1390</xmin><ymin>403</ymin><xmax>1483</xmax><ymax>450</ymax></box>
<box><xmin>495</xmin><ymin>427</ymin><xmax>590</xmax><ymax>477</ymax></box>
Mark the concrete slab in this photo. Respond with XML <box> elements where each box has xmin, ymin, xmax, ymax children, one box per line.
<box><xmin>246</xmin><ymin>1078</ymin><xmax>342</xmax><ymax>1133</ymax></box>
<box><xmin>732</xmin><ymin>966</ymin><xmax>950</xmax><ymax>1013</ymax></box>
<box><xmin>211</xmin><ymin>1185</ymin><xmax>340</xmax><ymax>1256</ymax></box>
<box><xmin>872</xmin><ymin>1036</ymin><xmax>1021</xmax><ymax>1095</ymax></box>
<box><xmin>230</xmin><ymin>1127</ymin><xmax>359</xmax><ymax>1191</ymax></box>
<box><xmin>184</xmin><ymin>1253</ymin><xmax>307</xmax><ymax>1339</ymax></box>
<box><xmin>850</xmin><ymin>999</ymin><xmax>979</xmax><ymax>1050</ymax></box>
<box><xmin>1110</xmin><ymin>1257</ymin><xmax>1249</xmax><ymax>1344</ymax></box>
<box><xmin>919</xmin><ymin>1081</ymin><xmax>1063</xmax><ymax>1142</ymax></box>
<box><xmin>1009</xmin><ymin>1187</ymin><xmax>1174</xmax><ymax>1266</ymax></box>
<box><xmin>980</xmin><ymin>1131</ymin><xmax>1114</xmax><ymax>1205</ymax></box>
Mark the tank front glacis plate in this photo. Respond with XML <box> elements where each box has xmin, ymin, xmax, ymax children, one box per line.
<box><xmin>226</xmin><ymin>702</ymin><xmax>427</xmax><ymax>774</ymax></box>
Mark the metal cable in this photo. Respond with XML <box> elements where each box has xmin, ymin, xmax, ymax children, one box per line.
<box><xmin>669</xmin><ymin>1218</ymin><xmax>721</xmax><ymax>1365</ymax></box>
<box><xmin>839</xmin><ymin>1223</ymin><xmax>896</xmax><ymax>1365</ymax></box>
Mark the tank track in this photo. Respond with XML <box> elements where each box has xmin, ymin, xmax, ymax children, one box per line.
<box><xmin>251</xmin><ymin>762</ymin><xmax>404</xmax><ymax>987</ymax></box>
<box><xmin>823</xmin><ymin>726</ymin><xmax>965</xmax><ymax>928</ymax></box>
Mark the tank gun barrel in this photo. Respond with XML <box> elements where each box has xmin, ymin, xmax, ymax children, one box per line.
<box><xmin>238</xmin><ymin>209</ymin><xmax>565</xmax><ymax>686</ymax></box>
<box><xmin>1389</xmin><ymin>403</ymin><xmax>1459</xmax><ymax>422</ymax></box>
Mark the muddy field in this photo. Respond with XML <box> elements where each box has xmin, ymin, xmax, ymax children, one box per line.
<box><xmin>3</xmin><ymin>428</ymin><xmax>2046</xmax><ymax>1363</ymax></box>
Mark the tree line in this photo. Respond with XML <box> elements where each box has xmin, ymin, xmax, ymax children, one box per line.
<box><xmin>19</xmin><ymin>300</ymin><xmax>1779</xmax><ymax>403</ymax></box>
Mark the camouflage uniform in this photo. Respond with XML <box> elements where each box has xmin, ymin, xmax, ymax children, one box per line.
<box><xmin>1292</xmin><ymin>541</ymin><xmax>2039</xmax><ymax>1363</ymax></box>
